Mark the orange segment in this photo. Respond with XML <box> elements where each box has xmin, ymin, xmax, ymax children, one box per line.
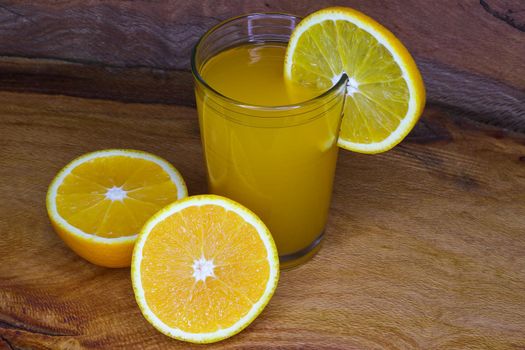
<box><xmin>131</xmin><ymin>195</ymin><xmax>279</xmax><ymax>343</ymax></box>
<box><xmin>46</xmin><ymin>149</ymin><xmax>187</xmax><ymax>267</ymax></box>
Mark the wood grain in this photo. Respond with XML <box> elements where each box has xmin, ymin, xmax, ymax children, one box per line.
<box><xmin>480</xmin><ymin>0</ymin><xmax>525</xmax><ymax>32</ymax></box>
<box><xmin>0</xmin><ymin>0</ymin><xmax>523</xmax><ymax>89</ymax></box>
<box><xmin>0</xmin><ymin>0</ymin><xmax>524</xmax><ymax>128</ymax></box>
<box><xmin>1</xmin><ymin>56</ymin><xmax>524</xmax><ymax>133</ymax></box>
<box><xmin>0</xmin><ymin>56</ymin><xmax>195</xmax><ymax>106</ymax></box>
<box><xmin>0</xmin><ymin>90</ymin><xmax>524</xmax><ymax>349</ymax></box>
<box><xmin>0</xmin><ymin>1</ymin><xmax>524</xmax><ymax>348</ymax></box>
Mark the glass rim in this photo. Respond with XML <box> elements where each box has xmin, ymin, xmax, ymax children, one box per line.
<box><xmin>190</xmin><ymin>12</ymin><xmax>348</xmax><ymax>111</ymax></box>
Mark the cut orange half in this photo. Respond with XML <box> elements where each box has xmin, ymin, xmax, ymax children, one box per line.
<box><xmin>46</xmin><ymin>149</ymin><xmax>187</xmax><ymax>267</ymax></box>
<box><xmin>131</xmin><ymin>195</ymin><xmax>279</xmax><ymax>343</ymax></box>
<box><xmin>285</xmin><ymin>7</ymin><xmax>425</xmax><ymax>153</ymax></box>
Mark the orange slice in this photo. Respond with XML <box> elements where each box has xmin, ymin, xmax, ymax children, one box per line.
<box><xmin>131</xmin><ymin>195</ymin><xmax>279</xmax><ymax>343</ymax></box>
<box><xmin>46</xmin><ymin>149</ymin><xmax>187</xmax><ymax>267</ymax></box>
<box><xmin>285</xmin><ymin>7</ymin><xmax>425</xmax><ymax>153</ymax></box>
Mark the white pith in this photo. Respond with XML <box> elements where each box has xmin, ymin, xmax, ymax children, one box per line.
<box><xmin>346</xmin><ymin>76</ymin><xmax>359</xmax><ymax>97</ymax></box>
<box><xmin>105</xmin><ymin>186</ymin><xmax>127</xmax><ymax>201</ymax></box>
<box><xmin>192</xmin><ymin>256</ymin><xmax>216</xmax><ymax>282</ymax></box>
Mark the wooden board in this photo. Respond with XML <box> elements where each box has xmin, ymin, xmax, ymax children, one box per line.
<box><xmin>0</xmin><ymin>90</ymin><xmax>524</xmax><ymax>349</ymax></box>
<box><xmin>0</xmin><ymin>0</ymin><xmax>523</xmax><ymax>88</ymax></box>
<box><xmin>0</xmin><ymin>0</ymin><xmax>524</xmax><ymax>131</ymax></box>
<box><xmin>1</xmin><ymin>0</ymin><xmax>525</xmax><ymax>348</ymax></box>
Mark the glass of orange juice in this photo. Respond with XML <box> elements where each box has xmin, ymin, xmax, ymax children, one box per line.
<box><xmin>191</xmin><ymin>14</ymin><xmax>348</xmax><ymax>268</ymax></box>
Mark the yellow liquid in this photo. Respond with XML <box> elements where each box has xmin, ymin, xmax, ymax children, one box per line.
<box><xmin>197</xmin><ymin>43</ymin><xmax>343</xmax><ymax>266</ymax></box>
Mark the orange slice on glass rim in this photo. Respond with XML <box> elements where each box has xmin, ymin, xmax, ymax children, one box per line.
<box><xmin>285</xmin><ymin>7</ymin><xmax>425</xmax><ymax>153</ymax></box>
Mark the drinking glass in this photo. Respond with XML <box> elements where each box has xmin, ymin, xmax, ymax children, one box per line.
<box><xmin>191</xmin><ymin>13</ymin><xmax>347</xmax><ymax>268</ymax></box>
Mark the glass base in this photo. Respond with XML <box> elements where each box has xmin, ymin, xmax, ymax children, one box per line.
<box><xmin>279</xmin><ymin>231</ymin><xmax>324</xmax><ymax>269</ymax></box>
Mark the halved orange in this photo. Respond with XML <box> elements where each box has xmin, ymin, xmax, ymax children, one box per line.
<box><xmin>285</xmin><ymin>7</ymin><xmax>425</xmax><ymax>153</ymax></box>
<box><xmin>131</xmin><ymin>195</ymin><xmax>279</xmax><ymax>343</ymax></box>
<box><xmin>46</xmin><ymin>149</ymin><xmax>187</xmax><ymax>267</ymax></box>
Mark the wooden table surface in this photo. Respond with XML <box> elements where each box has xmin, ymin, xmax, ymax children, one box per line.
<box><xmin>1</xmin><ymin>1</ymin><xmax>524</xmax><ymax>349</ymax></box>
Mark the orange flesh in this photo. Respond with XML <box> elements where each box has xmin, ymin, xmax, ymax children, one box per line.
<box><xmin>56</xmin><ymin>156</ymin><xmax>180</xmax><ymax>237</ymax></box>
<box><xmin>140</xmin><ymin>204</ymin><xmax>270</xmax><ymax>333</ymax></box>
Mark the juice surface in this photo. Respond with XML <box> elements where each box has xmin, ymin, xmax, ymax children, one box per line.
<box><xmin>197</xmin><ymin>43</ymin><xmax>343</xmax><ymax>264</ymax></box>
<box><xmin>201</xmin><ymin>44</ymin><xmax>318</xmax><ymax>106</ymax></box>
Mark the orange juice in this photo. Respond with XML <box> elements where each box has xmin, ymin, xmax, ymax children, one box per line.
<box><xmin>194</xmin><ymin>42</ymin><xmax>345</xmax><ymax>267</ymax></box>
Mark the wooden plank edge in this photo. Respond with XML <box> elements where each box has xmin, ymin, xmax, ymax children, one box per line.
<box><xmin>0</xmin><ymin>55</ymin><xmax>195</xmax><ymax>107</ymax></box>
<box><xmin>0</xmin><ymin>55</ymin><xmax>523</xmax><ymax>133</ymax></box>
